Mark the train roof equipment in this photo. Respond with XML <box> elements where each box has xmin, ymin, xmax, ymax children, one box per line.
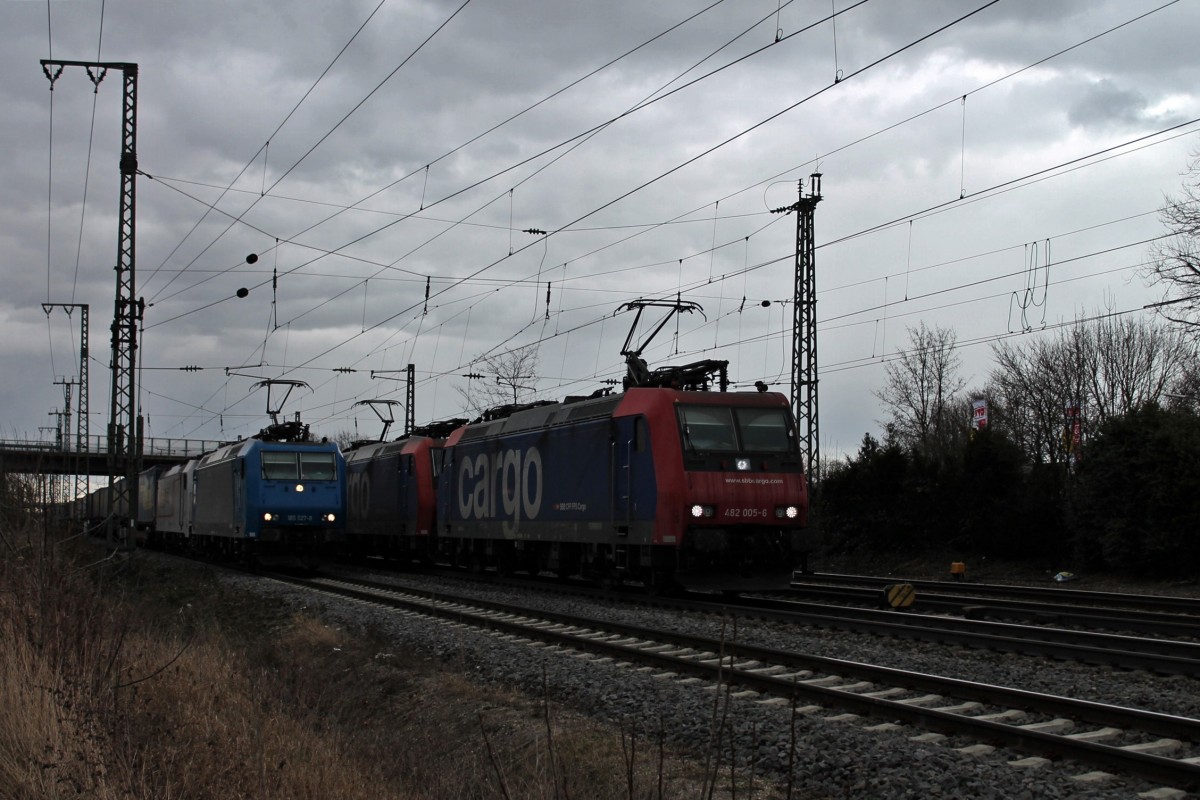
<box><xmin>410</xmin><ymin>417</ymin><xmax>470</xmax><ymax>439</ymax></box>
<box><xmin>249</xmin><ymin>379</ymin><xmax>314</xmax><ymax>442</ymax></box>
<box><xmin>616</xmin><ymin>298</ymin><xmax>729</xmax><ymax>392</ymax></box>
<box><xmin>351</xmin><ymin>399</ymin><xmax>404</xmax><ymax>447</ymax></box>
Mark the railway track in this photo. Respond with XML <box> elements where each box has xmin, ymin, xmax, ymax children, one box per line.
<box><xmin>271</xmin><ymin>570</ymin><xmax>1200</xmax><ymax>793</ymax></box>
<box><xmin>708</xmin><ymin>591</ymin><xmax>1200</xmax><ymax>677</ymax></box>
<box><xmin>776</xmin><ymin>580</ymin><xmax>1200</xmax><ymax>638</ymax></box>
<box><xmin>792</xmin><ymin>571</ymin><xmax>1200</xmax><ymax>614</ymax></box>
<box><xmin>418</xmin><ymin>567</ymin><xmax>1200</xmax><ymax>677</ymax></box>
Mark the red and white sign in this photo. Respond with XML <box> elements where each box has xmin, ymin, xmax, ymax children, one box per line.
<box><xmin>1064</xmin><ymin>404</ymin><xmax>1082</xmax><ymax>460</ymax></box>
<box><xmin>971</xmin><ymin>399</ymin><xmax>988</xmax><ymax>430</ymax></box>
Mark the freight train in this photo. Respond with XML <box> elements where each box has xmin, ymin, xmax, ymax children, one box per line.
<box><xmin>70</xmin><ymin>302</ymin><xmax>810</xmax><ymax>586</ymax></box>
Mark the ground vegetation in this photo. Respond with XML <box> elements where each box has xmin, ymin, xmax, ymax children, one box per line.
<box><xmin>0</xmin><ymin>504</ymin><xmax>782</xmax><ymax>799</ymax></box>
<box><xmin>819</xmin><ymin>314</ymin><xmax>1200</xmax><ymax>578</ymax></box>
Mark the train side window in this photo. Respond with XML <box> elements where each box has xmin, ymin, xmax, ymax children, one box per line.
<box><xmin>300</xmin><ymin>452</ymin><xmax>336</xmax><ymax>480</ymax></box>
<box><xmin>262</xmin><ymin>451</ymin><xmax>299</xmax><ymax>480</ymax></box>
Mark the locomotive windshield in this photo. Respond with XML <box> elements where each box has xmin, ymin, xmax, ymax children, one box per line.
<box><xmin>262</xmin><ymin>451</ymin><xmax>298</xmax><ymax>480</ymax></box>
<box><xmin>735</xmin><ymin>407</ymin><xmax>794</xmax><ymax>452</ymax></box>
<box><xmin>300</xmin><ymin>452</ymin><xmax>337</xmax><ymax>480</ymax></box>
<box><xmin>261</xmin><ymin>451</ymin><xmax>338</xmax><ymax>480</ymax></box>
<box><xmin>678</xmin><ymin>405</ymin><xmax>795</xmax><ymax>453</ymax></box>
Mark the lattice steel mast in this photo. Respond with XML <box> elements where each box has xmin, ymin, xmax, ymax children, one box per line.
<box><xmin>784</xmin><ymin>174</ymin><xmax>822</xmax><ymax>483</ymax></box>
<box><xmin>42</xmin><ymin>60</ymin><xmax>141</xmax><ymax>542</ymax></box>
<box><xmin>42</xmin><ymin>303</ymin><xmax>89</xmax><ymax>510</ymax></box>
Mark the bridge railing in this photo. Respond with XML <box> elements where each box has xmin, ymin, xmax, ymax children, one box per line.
<box><xmin>0</xmin><ymin>435</ymin><xmax>226</xmax><ymax>459</ymax></box>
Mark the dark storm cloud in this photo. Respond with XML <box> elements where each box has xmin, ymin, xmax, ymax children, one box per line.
<box><xmin>2</xmin><ymin>0</ymin><xmax>1198</xmax><ymax>449</ymax></box>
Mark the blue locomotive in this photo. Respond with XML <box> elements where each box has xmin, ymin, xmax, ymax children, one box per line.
<box><xmin>79</xmin><ymin>417</ymin><xmax>349</xmax><ymax>566</ymax></box>
<box><xmin>188</xmin><ymin>435</ymin><xmax>345</xmax><ymax>563</ymax></box>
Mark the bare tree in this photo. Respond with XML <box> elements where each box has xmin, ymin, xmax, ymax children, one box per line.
<box><xmin>1150</xmin><ymin>151</ymin><xmax>1200</xmax><ymax>335</ymax></box>
<box><xmin>990</xmin><ymin>325</ymin><xmax>1090</xmax><ymax>464</ymax></box>
<box><xmin>455</xmin><ymin>345</ymin><xmax>541</xmax><ymax>418</ymax></box>
<box><xmin>989</xmin><ymin>314</ymin><xmax>1195</xmax><ymax>463</ymax></box>
<box><xmin>875</xmin><ymin>322</ymin><xmax>965</xmax><ymax>457</ymax></box>
<box><xmin>1084</xmin><ymin>315</ymin><xmax>1193</xmax><ymax>422</ymax></box>
<box><xmin>327</xmin><ymin>428</ymin><xmax>361</xmax><ymax>450</ymax></box>
<box><xmin>1166</xmin><ymin>361</ymin><xmax>1200</xmax><ymax>413</ymax></box>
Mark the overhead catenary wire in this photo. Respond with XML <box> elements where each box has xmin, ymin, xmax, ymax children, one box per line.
<box><xmin>209</xmin><ymin>226</ymin><xmax>1162</xmax><ymax>424</ymax></box>
<box><xmin>144</xmin><ymin>0</ymin><xmax>1167</xmax><ymax>361</ymax></box>
<box><xmin>143</xmin><ymin>0</ymin><xmax>860</xmax><ymax>330</ymax></box>
<box><xmin>143</xmin><ymin>0</ymin><xmax>395</xmax><ymax>300</ymax></box>
<box><xmin>161</xmin><ymin>0</ymin><xmax>889</xmax><ymax>437</ymax></box>
<box><xmin>44</xmin><ymin>0</ymin><xmax>1171</xmax><ymax>400</ymax></box>
<box><xmin>144</xmin><ymin>0</ymin><xmax>743</xmax><ymax>307</ymax></box>
<box><xmin>283</xmin><ymin>2</ymin><xmax>1001</xmax><ymax>371</ymax></box>
<box><xmin>98</xmin><ymin>0</ymin><xmax>1185</xmax><ymax>441</ymax></box>
<box><xmin>141</xmin><ymin>242</ymin><xmax>1159</xmax><ymax>431</ymax></box>
<box><xmin>163</xmin><ymin>112</ymin><xmax>1191</xmax><ymax>437</ymax></box>
<box><xmin>129</xmin><ymin>209</ymin><xmax>1171</xmax><ymax>434</ymax></box>
<box><xmin>146</xmin><ymin>0</ymin><xmax>457</xmax><ymax>303</ymax></box>
<box><xmin>177</xmin><ymin>157</ymin><xmax>1179</xmax><ymax>435</ymax></box>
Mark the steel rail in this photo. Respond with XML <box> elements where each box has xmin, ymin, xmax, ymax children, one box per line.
<box><xmin>381</xmin><ymin>567</ymin><xmax>1200</xmax><ymax>675</ymax></box>
<box><xmin>716</xmin><ymin>593</ymin><xmax>1200</xmax><ymax>676</ymax></box>
<box><xmin>798</xmin><ymin>572</ymin><xmax>1200</xmax><ymax>615</ymax></box>
<box><xmin>781</xmin><ymin>582</ymin><xmax>1200</xmax><ymax>638</ymax></box>
<box><xmin>272</xmin><ymin>572</ymin><xmax>1200</xmax><ymax>791</ymax></box>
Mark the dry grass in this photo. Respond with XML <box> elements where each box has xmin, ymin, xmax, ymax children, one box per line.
<box><xmin>0</xmin><ymin>522</ymin><xmax>790</xmax><ymax>799</ymax></box>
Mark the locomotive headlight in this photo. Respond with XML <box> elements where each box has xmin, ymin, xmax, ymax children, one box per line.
<box><xmin>295</xmin><ymin>484</ymin><xmax>305</xmax><ymax>492</ymax></box>
<box><xmin>263</xmin><ymin>512</ymin><xmax>274</xmax><ymax>522</ymax></box>
<box><xmin>735</xmin><ymin>458</ymin><xmax>751</xmax><ymax>471</ymax></box>
<box><xmin>325</xmin><ymin>513</ymin><xmax>336</xmax><ymax>523</ymax></box>
<box><xmin>690</xmin><ymin>504</ymin><xmax>716</xmax><ymax>519</ymax></box>
<box><xmin>775</xmin><ymin>505</ymin><xmax>800</xmax><ymax>519</ymax></box>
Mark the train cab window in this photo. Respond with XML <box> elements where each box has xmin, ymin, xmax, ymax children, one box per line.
<box><xmin>735</xmin><ymin>407</ymin><xmax>794</xmax><ymax>452</ymax></box>
<box><xmin>678</xmin><ymin>406</ymin><xmax>738</xmax><ymax>451</ymax></box>
<box><xmin>300</xmin><ymin>452</ymin><xmax>337</xmax><ymax>480</ymax></box>
<box><xmin>262</xmin><ymin>451</ymin><xmax>299</xmax><ymax>480</ymax></box>
<box><xmin>634</xmin><ymin>416</ymin><xmax>649</xmax><ymax>453</ymax></box>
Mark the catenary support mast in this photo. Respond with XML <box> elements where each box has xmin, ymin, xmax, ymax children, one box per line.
<box><xmin>789</xmin><ymin>174</ymin><xmax>822</xmax><ymax>484</ymax></box>
<box><xmin>42</xmin><ymin>303</ymin><xmax>89</xmax><ymax>512</ymax></box>
<box><xmin>42</xmin><ymin>60</ymin><xmax>141</xmax><ymax>542</ymax></box>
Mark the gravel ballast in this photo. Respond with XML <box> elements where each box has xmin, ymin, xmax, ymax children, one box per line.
<box><xmin>220</xmin><ymin>566</ymin><xmax>1199</xmax><ymax>799</ymax></box>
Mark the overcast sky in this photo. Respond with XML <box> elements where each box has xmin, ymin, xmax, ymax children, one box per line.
<box><xmin>3</xmin><ymin>0</ymin><xmax>1198</xmax><ymax>460</ymax></box>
